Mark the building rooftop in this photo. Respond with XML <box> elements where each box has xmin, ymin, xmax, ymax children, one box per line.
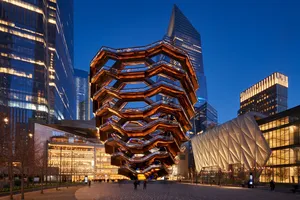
<box><xmin>240</xmin><ymin>72</ymin><xmax>288</xmax><ymax>102</ymax></box>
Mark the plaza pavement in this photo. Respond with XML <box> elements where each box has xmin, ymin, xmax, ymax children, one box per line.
<box><xmin>0</xmin><ymin>182</ymin><xmax>299</xmax><ymax>200</ymax></box>
<box><xmin>0</xmin><ymin>186</ymin><xmax>80</xmax><ymax>200</ymax></box>
<box><xmin>75</xmin><ymin>182</ymin><xmax>300</xmax><ymax>200</ymax></box>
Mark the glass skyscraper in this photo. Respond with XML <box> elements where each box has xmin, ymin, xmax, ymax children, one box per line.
<box><xmin>239</xmin><ymin>72</ymin><xmax>288</xmax><ymax>117</ymax></box>
<box><xmin>74</xmin><ymin>69</ymin><xmax>90</xmax><ymax>120</ymax></box>
<box><xmin>167</xmin><ymin>4</ymin><xmax>207</xmax><ymax>107</ymax></box>
<box><xmin>194</xmin><ymin>102</ymin><xmax>218</xmax><ymax>134</ymax></box>
<box><xmin>47</xmin><ymin>0</ymin><xmax>75</xmax><ymax>121</ymax></box>
<box><xmin>0</xmin><ymin>0</ymin><xmax>74</xmax><ymax>139</ymax></box>
<box><xmin>166</xmin><ymin>5</ymin><xmax>218</xmax><ymax>179</ymax></box>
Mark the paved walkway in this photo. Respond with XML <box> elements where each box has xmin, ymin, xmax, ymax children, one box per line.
<box><xmin>0</xmin><ymin>183</ymin><xmax>299</xmax><ymax>200</ymax></box>
<box><xmin>75</xmin><ymin>182</ymin><xmax>300</xmax><ymax>200</ymax></box>
<box><xmin>0</xmin><ymin>186</ymin><xmax>81</xmax><ymax>200</ymax></box>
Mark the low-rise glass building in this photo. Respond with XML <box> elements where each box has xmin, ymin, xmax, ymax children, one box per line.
<box><xmin>258</xmin><ymin>106</ymin><xmax>300</xmax><ymax>184</ymax></box>
<box><xmin>34</xmin><ymin>122</ymin><xmax>127</xmax><ymax>182</ymax></box>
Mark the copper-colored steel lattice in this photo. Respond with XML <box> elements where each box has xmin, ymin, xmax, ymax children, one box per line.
<box><xmin>90</xmin><ymin>40</ymin><xmax>198</xmax><ymax>179</ymax></box>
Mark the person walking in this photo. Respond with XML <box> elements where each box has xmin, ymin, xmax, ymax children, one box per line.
<box><xmin>270</xmin><ymin>180</ymin><xmax>275</xmax><ymax>191</ymax></box>
<box><xmin>88</xmin><ymin>180</ymin><xmax>91</xmax><ymax>188</ymax></box>
<box><xmin>134</xmin><ymin>180</ymin><xmax>138</xmax><ymax>190</ymax></box>
<box><xmin>143</xmin><ymin>180</ymin><xmax>147</xmax><ymax>190</ymax></box>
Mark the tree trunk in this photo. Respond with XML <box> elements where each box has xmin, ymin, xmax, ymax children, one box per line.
<box><xmin>41</xmin><ymin>150</ymin><xmax>45</xmax><ymax>194</ymax></box>
<box><xmin>8</xmin><ymin>137</ymin><xmax>13</xmax><ymax>200</ymax></box>
<box><xmin>26</xmin><ymin>168</ymin><xmax>30</xmax><ymax>188</ymax></box>
<box><xmin>21</xmin><ymin>163</ymin><xmax>24</xmax><ymax>200</ymax></box>
<box><xmin>8</xmin><ymin>160</ymin><xmax>13</xmax><ymax>200</ymax></box>
<box><xmin>41</xmin><ymin>170</ymin><xmax>44</xmax><ymax>194</ymax></box>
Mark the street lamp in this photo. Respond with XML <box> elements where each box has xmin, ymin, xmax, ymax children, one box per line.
<box><xmin>28</xmin><ymin>133</ymin><xmax>33</xmax><ymax>139</ymax></box>
<box><xmin>4</xmin><ymin>117</ymin><xmax>9</xmax><ymax>124</ymax></box>
<box><xmin>3</xmin><ymin>117</ymin><xmax>12</xmax><ymax>200</ymax></box>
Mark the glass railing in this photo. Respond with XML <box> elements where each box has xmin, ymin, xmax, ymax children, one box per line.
<box><xmin>93</xmin><ymin>81</ymin><xmax>189</xmax><ymax>101</ymax></box>
<box><xmin>99</xmin><ymin>40</ymin><xmax>187</xmax><ymax>57</ymax></box>
<box><xmin>108</xmin><ymin>135</ymin><xmax>174</xmax><ymax>149</ymax></box>
<box><xmin>100</xmin><ymin>119</ymin><xmax>187</xmax><ymax>141</ymax></box>
<box><xmin>112</xmin><ymin>151</ymin><xmax>170</xmax><ymax>163</ymax></box>
<box><xmin>119</xmin><ymin>164</ymin><xmax>165</xmax><ymax>174</ymax></box>
<box><xmin>92</xmin><ymin>62</ymin><xmax>196</xmax><ymax>100</ymax></box>
<box><xmin>91</xmin><ymin>39</ymin><xmax>198</xmax><ymax>83</ymax></box>
<box><xmin>93</xmin><ymin>60</ymin><xmax>187</xmax><ymax>80</ymax></box>
<box><xmin>121</xmin><ymin>100</ymin><xmax>180</xmax><ymax>112</ymax></box>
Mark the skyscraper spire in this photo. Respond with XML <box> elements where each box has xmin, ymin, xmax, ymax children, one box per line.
<box><xmin>166</xmin><ymin>4</ymin><xmax>207</xmax><ymax>105</ymax></box>
<box><xmin>167</xmin><ymin>5</ymin><xmax>201</xmax><ymax>40</ymax></box>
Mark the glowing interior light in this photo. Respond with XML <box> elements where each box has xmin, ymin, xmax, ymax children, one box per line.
<box><xmin>1</xmin><ymin>53</ymin><xmax>46</xmax><ymax>67</ymax></box>
<box><xmin>0</xmin><ymin>26</ymin><xmax>45</xmax><ymax>45</ymax></box>
<box><xmin>0</xmin><ymin>67</ymin><xmax>32</xmax><ymax>78</ymax></box>
<box><xmin>48</xmin><ymin>18</ymin><xmax>56</xmax><ymax>24</ymax></box>
<box><xmin>240</xmin><ymin>72</ymin><xmax>288</xmax><ymax>102</ymax></box>
<box><xmin>2</xmin><ymin>0</ymin><xmax>44</xmax><ymax>14</ymax></box>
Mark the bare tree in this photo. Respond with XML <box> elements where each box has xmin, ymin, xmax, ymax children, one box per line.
<box><xmin>31</xmin><ymin>135</ymin><xmax>48</xmax><ymax>194</ymax></box>
<box><xmin>0</xmin><ymin>115</ymin><xmax>14</xmax><ymax>200</ymax></box>
<box><xmin>14</xmin><ymin>131</ymin><xmax>45</xmax><ymax>199</ymax></box>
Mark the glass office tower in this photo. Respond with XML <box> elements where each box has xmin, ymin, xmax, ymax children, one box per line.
<box><xmin>167</xmin><ymin>4</ymin><xmax>207</xmax><ymax>107</ymax></box>
<box><xmin>165</xmin><ymin>5</ymin><xmax>218</xmax><ymax>180</ymax></box>
<box><xmin>239</xmin><ymin>72</ymin><xmax>288</xmax><ymax>117</ymax></box>
<box><xmin>47</xmin><ymin>0</ymin><xmax>75</xmax><ymax>121</ymax></box>
<box><xmin>166</xmin><ymin>5</ymin><xmax>218</xmax><ymax>132</ymax></box>
<box><xmin>74</xmin><ymin>69</ymin><xmax>90</xmax><ymax>120</ymax></box>
<box><xmin>194</xmin><ymin>102</ymin><xmax>218</xmax><ymax>134</ymax></box>
<box><xmin>0</xmin><ymin>0</ymin><xmax>74</xmax><ymax>141</ymax></box>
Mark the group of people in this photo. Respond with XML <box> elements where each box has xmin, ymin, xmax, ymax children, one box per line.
<box><xmin>133</xmin><ymin>180</ymin><xmax>147</xmax><ymax>190</ymax></box>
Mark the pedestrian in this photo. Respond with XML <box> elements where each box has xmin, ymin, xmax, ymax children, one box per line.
<box><xmin>270</xmin><ymin>180</ymin><xmax>275</xmax><ymax>191</ymax></box>
<box><xmin>88</xmin><ymin>180</ymin><xmax>91</xmax><ymax>188</ymax></box>
<box><xmin>134</xmin><ymin>180</ymin><xmax>138</xmax><ymax>190</ymax></box>
<box><xmin>143</xmin><ymin>180</ymin><xmax>147</xmax><ymax>190</ymax></box>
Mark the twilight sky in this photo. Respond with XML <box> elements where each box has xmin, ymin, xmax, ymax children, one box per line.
<box><xmin>74</xmin><ymin>0</ymin><xmax>300</xmax><ymax>123</ymax></box>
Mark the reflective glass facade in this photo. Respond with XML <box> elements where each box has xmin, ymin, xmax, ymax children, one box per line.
<box><xmin>48</xmin><ymin>143</ymin><xmax>125</xmax><ymax>181</ymax></box>
<box><xmin>0</xmin><ymin>0</ymin><xmax>75</xmax><ymax>142</ymax></box>
<box><xmin>258</xmin><ymin>106</ymin><xmax>300</xmax><ymax>184</ymax></box>
<box><xmin>193</xmin><ymin>102</ymin><xmax>218</xmax><ymax>135</ymax></box>
<box><xmin>0</xmin><ymin>0</ymin><xmax>49</xmax><ymax>139</ymax></box>
<box><xmin>47</xmin><ymin>0</ymin><xmax>75</xmax><ymax>121</ymax></box>
<box><xmin>34</xmin><ymin>123</ymin><xmax>127</xmax><ymax>181</ymax></box>
<box><xmin>239</xmin><ymin>72</ymin><xmax>288</xmax><ymax>116</ymax></box>
<box><xmin>74</xmin><ymin>69</ymin><xmax>90</xmax><ymax>120</ymax></box>
<box><xmin>165</xmin><ymin>6</ymin><xmax>218</xmax><ymax>180</ymax></box>
<box><xmin>166</xmin><ymin>5</ymin><xmax>207</xmax><ymax>107</ymax></box>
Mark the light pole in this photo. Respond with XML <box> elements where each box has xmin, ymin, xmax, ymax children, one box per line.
<box><xmin>4</xmin><ymin>117</ymin><xmax>13</xmax><ymax>200</ymax></box>
<box><xmin>4</xmin><ymin>117</ymin><xmax>9</xmax><ymax>124</ymax></box>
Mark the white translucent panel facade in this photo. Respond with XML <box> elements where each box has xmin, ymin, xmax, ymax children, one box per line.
<box><xmin>191</xmin><ymin>113</ymin><xmax>272</xmax><ymax>172</ymax></box>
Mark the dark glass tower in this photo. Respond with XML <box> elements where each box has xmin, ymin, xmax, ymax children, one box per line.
<box><xmin>47</xmin><ymin>0</ymin><xmax>75</xmax><ymax>121</ymax></box>
<box><xmin>166</xmin><ymin>5</ymin><xmax>218</xmax><ymax>180</ymax></box>
<box><xmin>238</xmin><ymin>72</ymin><xmax>288</xmax><ymax>116</ymax></box>
<box><xmin>194</xmin><ymin>102</ymin><xmax>218</xmax><ymax>134</ymax></box>
<box><xmin>0</xmin><ymin>0</ymin><xmax>74</xmax><ymax>140</ymax></box>
<box><xmin>74</xmin><ymin>69</ymin><xmax>90</xmax><ymax>120</ymax></box>
<box><xmin>167</xmin><ymin>5</ymin><xmax>207</xmax><ymax>107</ymax></box>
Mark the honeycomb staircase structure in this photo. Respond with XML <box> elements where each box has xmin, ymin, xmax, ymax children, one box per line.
<box><xmin>90</xmin><ymin>40</ymin><xmax>198</xmax><ymax>180</ymax></box>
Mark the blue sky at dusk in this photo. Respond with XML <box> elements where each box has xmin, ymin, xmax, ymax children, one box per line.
<box><xmin>74</xmin><ymin>0</ymin><xmax>300</xmax><ymax>123</ymax></box>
